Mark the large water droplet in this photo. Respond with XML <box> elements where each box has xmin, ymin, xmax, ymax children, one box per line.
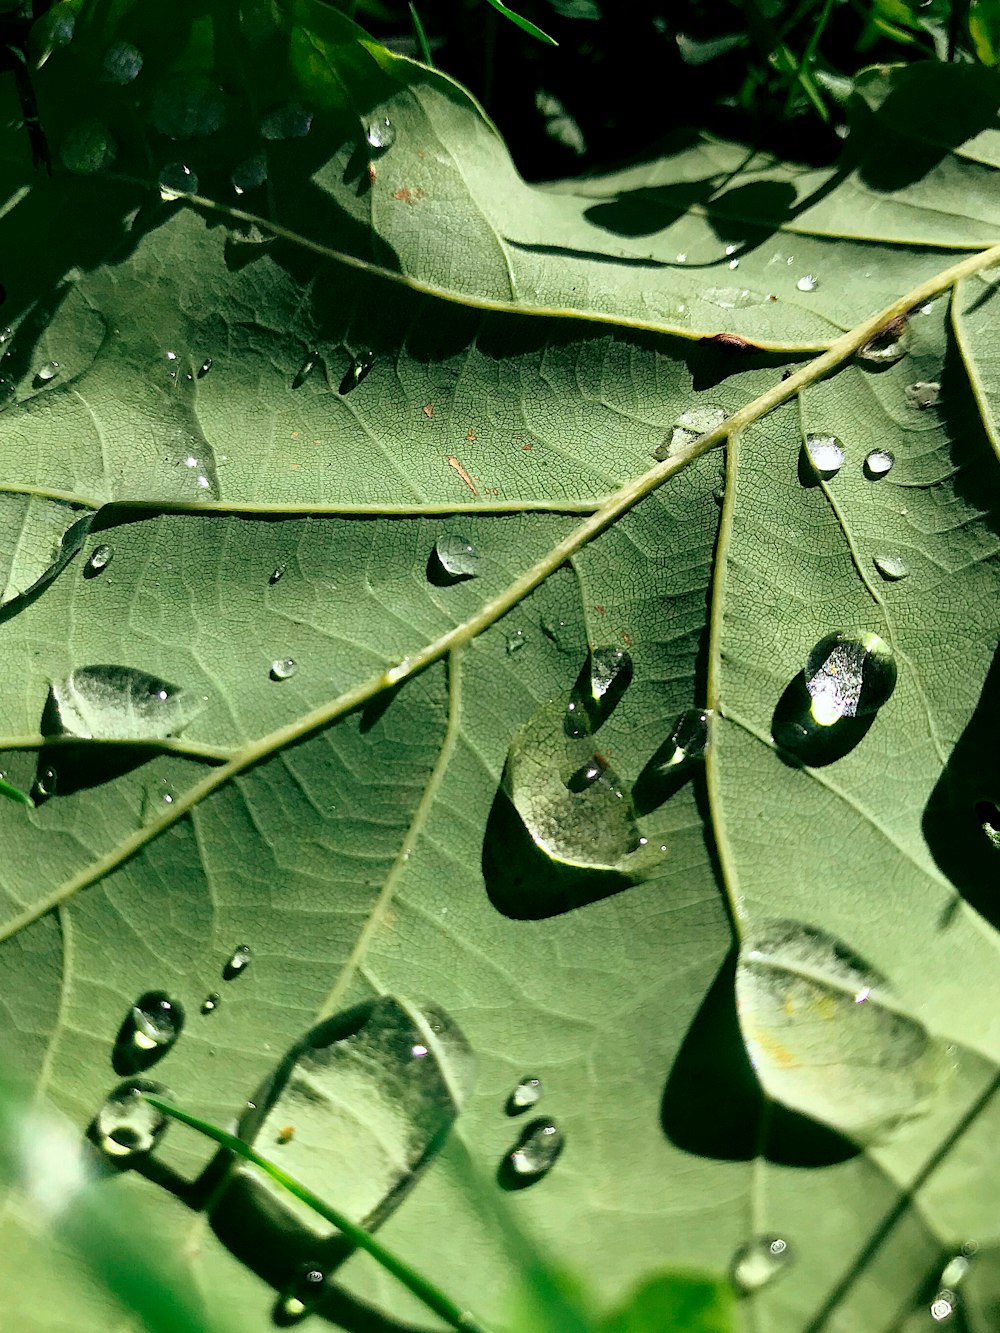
<box><xmin>564</xmin><ymin>647</ymin><xmax>633</xmax><ymax>738</ymax></box>
<box><xmin>864</xmin><ymin>449</ymin><xmax>895</xmax><ymax>479</ymax></box>
<box><xmin>84</xmin><ymin>544</ymin><xmax>113</xmax><ymax>578</ymax></box>
<box><xmin>224</xmin><ymin>944</ymin><xmax>252</xmax><ymax>979</ymax></box>
<box><xmin>432</xmin><ymin>535</ymin><xmax>479</xmax><ymax>582</ymax></box>
<box><xmin>507</xmin><ymin>1076</ymin><xmax>543</xmax><ymax>1114</ymax></box>
<box><xmin>796</xmin><ymin>274</ymin><xmax>819</xmax><ymax>292</ymax></box>
<box><xmin>366</xmin><ymin>117</ymin><xmax>396</xmax><ymax>150</ymax></box>
<box><xmin>503</xmin><ymin>699</ymin><xmax>641</xmax><ymax>872</ymax></box>
<box><xmin>260</xmin><ymin>103</ymin><xmax>313</xmax><ymax>140</ymax></box>
<box><xmin>34</xmin><ymin>360</ymin><xmax>59</xmax><ymax>385</ymax></box>
<box><xmin>50</xmin><ymin>666</ymin><xmax>199</xmax><ymax>740</ymax></box>
<box><xmin>730</xmin><ymin>1235</ymin><xmax>794</xmax><ymax>1294</ymax></box>
<box><xmin>654</xmin><ymin>405</ymin><xmax>726</xmax><ymax>460</ymax></box>
<box><xmin>92</xmin><ymin>1080</ymin><xmax>171</xmax><ymax>1160</ymax></box>
<box><xmin>151</xmin><ymin>76</ymin><xmax>228</xmax><ymax>139</ymax></box>
<box><xmin>338</xmin><ymin>350</ymin><xmax>375</xmax><ymax>395</ymax></box>
<box><xmin>61</xmin><ymin>122</ymin><xmax>116</xmax><ymax>174</ymax></box>
<box><xmin>102</xmin><ymin>40</ymin><xmax>143</xmax><ymax>84</ymax></box>
<box><xmin>114</xmin><ymin>992</ymin><xmax>184</xmax><ymax>1073</ymax></box>
<box><xmin>804</xmin><ymin>433</ymin><xmax>844</xmax><ymax>480</ymax></box>
<box><xmin>505</xmin><ymin>1118</ymin><xmax>563</xmax><ymax>1182</ymax></box>
<box><xmin>873</xmin><ymin>553</ymin><xmax>908</xmax><ymax>581</ymax></box>
<box><xmin>859</xmin><ymin>317</ymin><xmax>909</xmax><ymax>365</ymax></box>
<box><xmin>905</xmin><ymin>380</ymin><xmax>941</xmax><ymax>409</ymax></box>
<box><xmin>805</xmin><ymin>631</ymin><xmax>896</xmax><ymax>726</ymax></box>
<box><xmin>158</xmin><ymin>163</ymin><xmax>198</xmax><ymax>201</ymax></box>
<box><xmin>231</xmin><ymin>153</ymin><xmax>268</xmax><ymax>196</ymax></box>
<box><xmin>269</xmin><ymin>658</ymin><xmax>297</xmax><ymax>681</ymax></box>
<box><xmin>736</xmin><ymin>920</ymin><xmax>944</xmax><ymax>1142</ymax></box>
<box><xmin>701</xmin><ymin>286</ymin><xmax>765</xmax><ymax>310</ymax></box>
<box><xmin>277</xmin><ymin>1263</ymin><xmax>327</xmax><ymax>1321</ymax></box>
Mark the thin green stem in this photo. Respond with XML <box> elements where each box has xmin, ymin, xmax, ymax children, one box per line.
<box><xmin>480</xmin><ymin>0</ymin><xmax>557</xmax><ymax>46</ymax></box>
<box><xmin>408</xmin><ymin>0</ymin><xmax>434</xmax><ymax>66</ymax></box>
<box><xmin>143</xmin><ymin>1096</ymin><xmax>485</xmax><ymax>1333</ymax></box>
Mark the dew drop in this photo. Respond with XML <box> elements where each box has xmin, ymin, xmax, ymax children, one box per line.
<box><xmin>84</xmin><ymin>544</ymin><xmax>113</xmax><ymax>577</ymax></box>
<box><xmin>230</xmin><ymin>152</ymin><xmax>267</xmax><ymax>195</ymax></box>
<box><xmin>159</xmin><ymin>163</ymin><xmax>198</xmax><ymax>201</ymax></box>
<box><xmin>102</xmin><ymin>40</ymin><xmax>143</xmax><ymax>84</ymax></box>
<box><xmin>0</xmin><ymin>326</ymin><xmax>13</xmax><ymax>345</ymax></box>
<box><xmin>223</xmin><ymin>944</ymin><xmax>252</xmax><ymax>979</ymax></box>
<box><xmin>269</xmin><ymin>564</ymin><xmax>286</xmax><ymax>585</ymax></box>
<box><xmin>905</xmin><ymin>380</ymin><xmax>940</xmax><ymax>409</ymax></box>
<box><xmin>864</xmin><ymin>449</ymin><xmax>895</xmax><ymax>479</ymax></box>
<box><xmin>805</xmin><ymin>630</ymin><xmax>896</xmax><ymax>726</ymax></box>
<box><xmin>730</xmin><ymin>1235</ymin><xmax>794</xmax><ymax>1294</ymax></box>
<box><xmin>507</xmin><ymin>1076</ymin><xmax>543</xmax><ymax>1114</ymax></box>
<box><xmin>654</xmin><ymin>405</ymin><xmax>726</xmax><ymax>460</ymax></box>
<box><xmin>270</xmin><ymin>658</ymin><xmax>297</xmax><ymax>681</ymax></box>
<box><xmin>804</xmin><ymin>433</ymin><xmax>844</xmax><ymax>480</ymax></box>
<box><xmin>859</xmin><ymin>317</ymin><xmax>909</xmax><ymax>365</ymax></box>
<box><xmin>338</xmin><ymin>350</ymin><xmax>375</xmax><ymax>395</ymax></box>
<box><xmin>61</xmin><ymin>122</ymin><xmax>116</xmax><ymax>174</ymax></box>
<box><xmin>728</xmin><ymin>258</ymin><xmax>740</xmax><ymax>270</ymax></box>
<box><xmin>34</xmin><ymin>361</ymin><xmax>59</xmax><ymax>384</ymax></box>
<box><xmin>292</xmin><ymin>352</ymin><xmax>318</xmax><ymax>390</ymax></box>
<box><xmin>197</xmin><ymin>358</ymin><xmax>213</xmax><ymax>378</ymax></box>
<box><xmin>277</xmin><ymin>1263</ymin><xmax>327</xmax><ymax>1321</ymax></box>
<box><xmin>432</xmin><ymin>535</ymin><xmax>479</xmax><ymax>581</ymax></box>
<box><xmin>796</xmin><ymin>274</ymin><xmax>819</xmax><ymax>292</ymax></box>
<box><xmin>505</xmin><ymin>628</ymin><xmax>529</xmax><ymax>654</ymax></box>
<box><xmin>658</xmin><ymin>708</ymin><xmax>711</xmax><ymax>770</ymax></box>
<box><xmin>261</xmin><ymin>103</ymin><xmax>313</xmax><ymax>140</ymax></box>
<box><xmin>930</xmin><ymin>1291</ymin><xmax>957</xmax><ymax>1323</ymax></box>
<box><xmin>119</xmin><ymin>991</ymin><xmax>184</xmax><ymax>1069</ymax></box>
<box><xmin>873</xmin><ymin>553</ymin><xmax>908</xmax><ymax>581</ymax></box>
<box><xmin>366</xmin><ymin>117</ymin><xmax>396</xmax><ymax>150</ymax></box>
<box><xmin>506</xmin><ymin>1118</ymin><xmax>563</xmax><ymax>1181</ymax></box>
<box><xmin>939</xmin><ymin>1253</ymin><xmax>972</xmax><ymax>1289</ymax></box>
<box><xmin>565</xmin><ymin>646</ymin><xmax>633</xmax><ymax>737</ymax></box>
<box><xmin>200</xmin><ymin>992</ymin><xmax>220</xmax><ymax>1015</ymax></box>
<box><xmin>675</xmin><ymin>252</ymin><xmax>687</xmax><ymax>264</ymax></box>
<box><xmin>93</xmin><ymin>1079</ymin><xmax>171</xmax><ymax>1160</ymax></box>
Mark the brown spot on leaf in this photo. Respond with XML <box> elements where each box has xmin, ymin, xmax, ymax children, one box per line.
<box><xmin>422</xmin><ymin>403</ymin><xmax>433</xmax><ymax>418</ymax></box>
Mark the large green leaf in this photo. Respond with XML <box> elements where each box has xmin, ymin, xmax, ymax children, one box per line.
<box><xmin>1</xmin><ymin>3</ymin><xmax>999</xmax><ymax>1332</ymax></box>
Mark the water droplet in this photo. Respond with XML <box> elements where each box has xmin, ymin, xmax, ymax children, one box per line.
<box><xmin>728</xmin><ymin>258</ymin><xmax>739</xmax><ymax>270</ymax></box>
<box><xmin>905</xmin><ymin>380</ymin><xmax>940</xmax><ymax>409</ymax></box>
<box><xmin>84</xmin><ymin>544</ymin><xmax>113</xmax><ymax>577</ymax></box>
<box><xmin>51</xmin><ymin>666</ymin><xmax>199</xmax><ymax>740</ymax></box>
<box><xmin>506</xmin><ymin>1118</ymin><xmax>563</xmax><ymax>1181</ymax></box>
<box><xmin>654</xmin><ymin>405</ymin><xmax>726</xmax><ymax>460</ymax></box>
<box><xmin>805</xmin><ymin>631</ymin><xmax>896</xmax><ymax>726</ymax></box>
<box><xmin>93</xmin><ymin>1080</ymin><xmax>171</xmax><ymax>1159</ymax></box>
<box><xmin>197</xmin><ymin>358</ymin><xmax>213</xmax><ymax>378</ymax></box>
<box><xmin>230</xmin><ymin>152</ymin><xmax>267</xmax><ymax>195</ymax></box>
<box><xmin>864</xmin><ymin>449</ymin><xmax>894</xmax><ymax>479</ymax></box>
<box><xmin>269</xmin><ymin>564</ymin><xmax>286</xmax><ymax>585</ymax></box>
<box><xmin>61</xmin><ymin>122</ymin><xmax>116</xmax><ymax>174</ymax></box>
<box><xmin>366</xmin><ymin>117</ymin><xmax>396</xmax><ymax>150</ymax></box>
<box><xmin>223</xmin><ymin>944</ymin><xmax>252</xmax><ymax>979</ymax></box>
<box><xmin>34</xmin><ymin>361</ymin><xmax>59</xmax><ymax>384</ymax></box>
<box><xmin>119</xmin><ymin>991</ymin><xmax>184</xmax><ymax>1068</ymax></box>
<box><xmin>565</xmin><ymin>646</ymin><xmax>633</xmax><ymax>737</ymax></box>
<box><xmin>35</xmin><ymin>765</ymin><xmax>57</xmax><ymax>799</ymax></box>
<box><xmin>151</xmin><ymin>76</ymin><xmax>228</xmax><ymax>139</ymax></box>
<box><xmin>261</xmin><ymin>103</ymin><xmax>313</xmax><ymax>140</ymax></box>
<box><xmin>939</xmin><ymin>1254</ymin><xmax>972</xmax><ymax>1289</ymax></box>
<box><xmin>505</xmin><ymin>628</ymin><xmax>529</xmax><ymax>654</ymax></box>
<box><xmin>338</xmin><ymin>350</ymin><xmax>375</xmax><ymax>395</ymax></box>
<box><xmin>804</xmin><ymin>433</ymin><xmax>844</xmax><ymax>480</ymax></box>
<box><xmin>725</xmin><ymin>244</ymin><xmax>737</xmax><ymax>256</ymax></box>
<box><xmin>701</xmin><ymin>286</ymin><xmax>764</xmax><ymax>310</ymax></box>
<box><xmin>277</xmin><ymin>1264</ymin><xmax>327</xmax><ymax>1321</ymax></box>
<box><xmin>503</xmin><ymin>700</ymin><xmax>641</xmax><ymax>871</ymax></box>
<box><xmin>930</xmin><ymin>1291</ymin><xmax>957</xmax><ymax>1322</ymax></box>
<box><xmin>291</xmin><ymin>351</ymin><xmax>319</xmax><ymax>390</ymax></box>
<box><xmin>730</xmin><ymin>1235</ymin><xmax>793</xmax><ymax>1294</ymax></box>
<box><xmin>158</xmin><ymin>162</ymin><xmax>198</xmax><ymax>201</ymax></box>
<box><xmin>269</xmin><ymin>658</ymin><xmax>297</xmax><ymax>681</ymax></box>
<box><xmin>658</xmin><ymin>708</ymin><xmax>711</xmax><ymax>769</ymax></box>
<box><xmin>507</xmin><ymin>1076</ymin><xmax>543</xmax><ymax>1114</ymax></box>
<box><xmin>796</xmin><ymin>274</ymin><xmax>819</xmax><ymax>292</ymax></box>
<box><xmin>0</xmin><ymin>326</ymin><xmax>13</xmax><ymax>345</ymax></box>
<box><xmin>873</xmin><ymin>553</ymin><xmax>908</xmax><ymax>581</ymax></box>
<box><xmin>102</xmin><ymin>40</ymin><xmax>142</xmax><ymax>84</ymax></box>
<box><xmin>859</xmin><ymin>317</ymin><xmax>909</xmax><ymax>365</ymax></box>
<box><xmin>432</xmin><ymin>535</ymin><xmax>479</xmax><ymax>582</ymax></box>
<box><xmin>201</xmin><ymin>992</ymin><xmax>220</xmax><ymax>1015</ymax></box>
<box><xmin>736</xmin><ymin>920</ymin><xmax>944</xmax><ymax>1141</ymax></box>
<box><xmin>675</xmin><ymin>252</ymin><xmax>687</xmax><ymax>264</ymax></box>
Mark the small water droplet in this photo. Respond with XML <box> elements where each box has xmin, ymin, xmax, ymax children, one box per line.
<box><xmin>197</xmin><ymin>357</ymin><xmax>213</xmax><ymax>378</ymax></box>
<box><xmin>159</xmin><ymin>163</ymin><xmax>198</xmax><ymax>201</ymax></box>
<box><xmin>505</xmin><ymin>629</ymin><xmax>529</xmax><ymax>654</ymax></box>
<box><xmin>0</xmin><ymin>326</ymin><xmax>13</xmax><ymax>345</ymax></box>
<box><xmin>796</xmin><ymin>274</ymin><xmax>819</xmax><ymax>292</ymax></box>
<box><xmin>93</xmin><ymin>1079</ymin><xmax>171</xmax><ymax>1159</ymax></box>
<box><xmin>84</xmin><ymin>544</ymin><xmax>113</xmax><ymax>577</ymax></box>
<box><xmin>269</xmin><ymin>564</ymin><xmax>286</xmax><ymax>585</ymax></box>
<box><xmin>675</xmin><ymin>252</ymin><xmax>687</xmax><ymax>264</ymax></box>
<box><xmin>261</xmin><ymin>103</ymin><xmax>312</xmax><ymax>140</ymax></box>
<box><xmin>338</xmin><ymin>350</ymin><xmax>375</xmax><ymax>395</ymax></box>
<box><xmin>725</xmin><ymin>244</ymin><xmax>737</xmax><ymax>256</ymax></box>
<box><xmin>565</xmin><ymin>646</ymin><xmax>633</xmax><ymax>737</ymax></box>
<box><xmin>905</xmin><ymin>380</ymin><xmax>940</xmax><ymax>409</ymax></box>
<box><xmin>864</xmin><ymin>449</ymin><xmax>895</xmax><ymax>479</ymax></box>
<box><xmin>873</xmin><ymin>553</ymin><xmax>908</xmax><ymax>581</ymax></box>
<box><xmin>805</xmin><ymin>631</ymin><xmax>896</xmax><ymax>726</ymax></box>
<box><xmin>661</xmin><ymin>708</ymin><xmax>712</xmax><ymax>769</ymax></box>
<box><xmin>200</xmin><ymin>992</ymin><xmax>220</xmax><ymax>1015</ymax></box>
<box><xmin>506</xmin><ymin>1118</ymin><xmax>563</xmax><ymax>1181</ymax></box>
<box><xmin>270</xmin><ymin>658</ymin><xmax>297</xmax><ymax>681</ymax></box>
<box><xmin>292</xmin><ymin>352</ymin><xmax>319</xmax><ymax>389</ymax></box>
<box><xmin>277</xmin><ymin>1264</ymin><xmax>327</xmax><ymax>1321</ymax></box>
<box><xmin>859</xmin><ymin>317</ymin><xmax>909</xmax><ymax>365</ymax></box>
<box><xmin>35</xmin><ymin>765</ymin><xmax>57</xmax><ymax>798</ymax></box>
<box><xmin>930</xmin><ymin>1291</ymin><xmax>957</xmax><ymax>1323</ymax></box>
<box><xmin>102</xmin><ymin>40</ymin><xmax>142</xmax><ymax>84</ymax></box>
<box><xmin>61</xmin><ymin>122</ymin><xmax>116</xmax><ymax>174</ymax></box>
<box><xmin>118</xmin><ymin>992</ymin><xmax>184</xmax><ymax>1070</ymax></box>
<box><xmin>223</xmin><ymin>944</ymin><xmax>252</xmax><ymax>980</ymax></box>
<box><xmin>34</xmin><ymin>360</ymin><xmax>59</xmax><ymax>384</ymax></box>
<box><xmin>730</xmin><ymin>1235</ymin><xmax>794</xmax><ymax>1294</ymax></box>
<box><xmin>432</xmin><ymin>535</ymin><xmax>479</xmax><ymax>582</ymax></box>
<box><xmin>701</xmin><ymin>287</ymin><xmax>764</xmax><ymax>310</ymax></box>
<box><xmin>804</xmin><ymin>433</ymin><xmax>844</xmax><ymax>479</ymax></box>
<box><xmin>939</xmin><ymin>1254</ymin><xmax>971</xmax><ymax>1289</ymax></box>
<box><xmin>230</xmin><ymin>152</ymin><xmax>267</xmax><ymax>195</ymax></box>
<box><xmin>728</xmin><ymin>257</ymin><xmax>740</xmax><ymax>270</ymax></box>
<box><xmin>654</xmin><ymin>405</ymin><xmax>726</xmax><ymax>460</ymax></box>
<box><xmin>507</xmin><ymin>1076</ymin><xmax>543</xmax><ymax>1114</ymax></box>
<box><xmin>366</xmin><ymin>117</ymin><xmax>396</xmax><ymax>150</ymax></box>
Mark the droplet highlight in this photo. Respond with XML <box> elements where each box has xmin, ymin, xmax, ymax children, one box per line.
<box><xmin>158</xmin><ymin>163</ymin><xmax>198</xmax><ymax>201</ymax></box>
<box><xmin>231</xmin><ymin>153</ymin><xmax>267</xmax><ymax>196</ymax></box>
<box><xmin>270</xmin><ymin>658</ymin><xmax>297</xmax><ymax>681</ymax></box>
<box><xmin>201</xmin><ymin>992</ymin><xmax>220</xmax><ymax>1015</ymax></box>
<box><xmin>795</xmin><ymin>274</ymin><xmax>818</xmax><ymax>292</ymax></box>
<box><xmin>84</xmin><ymin>544</ymin><xmax>113</xmax><ymax>577</ymax></box>
<box><xmin>564</xmin><ymin>646</ymin><xmax>633</xmax><ymax>738</ymax></box>
<box><xmin>730</xmin><ymin>1235</ymin><xmax>794</xmax><ymax>1294</ymax></box>
<box><xmin>50</xmin><ymin>665</ymin><xmax>199</xmax><ymax>740</ymax></box>
<box><xmin>34</xmin><ymin>361</ymin><xmax>59</xmax><ymax>384</ymax></box>
<box><xmin>505</xmin><ymin>1118</ymin><xmax>563</xmax><ymax>1183</ymax></box>
<box><xmin>224</xmin><ymin>944</ymin><xmax>252</xmax><ymax>979</ymax></box>
<box><xmin>654</xmin><ymin>405</ymin><xmax>726</xmax><ymax>460</ymax></box>
<box><xmin>338</xmin><ymin>350</ymin><xmax>375</xmax><ymax>395</ymax></box>
<box><xmin>805</xmin><ymin>631</ymin><xmax>896</xmax><ymax>726</ymax></box>
<box><xmin>277</xmin><ymin>1263</ymin><xmax>327</xmax><ymax>1321</ymax></box>
<box><xmin>366</xmin><ymin>117</ymin><xmax>396</xmax><ymax>150</ymax></box>
<box><xmin>507</xmin><ymin>1077</ymin><xmax>543</xmax><ymax>1114</ymax></box>
<box><xmin>114</xmin><ymin>992</ymin><xmax>184</xmax><ymax>1073</ymax></box>
<box><xmin>804</xmin><ymin>433</ymin><xmax>844</xmax><ymax>480</ymax></box>
<box><xmin>93</xmin><ymin>1080</ymin><xmax>171</xmax><ymax>1160</ymax></box>
<box><xmin>864</xmin><ymin>449</ymin><xmax>895</xmax><ymax>479</ymax></box>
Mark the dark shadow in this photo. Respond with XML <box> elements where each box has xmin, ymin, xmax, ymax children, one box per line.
<box><xmin>482</xmin><ymin>784</ymin><xmax>633</xmax><ymax>921</ymax></box>
<box><xmin>923</xmin><ymin>644</ymin><xmax>1000</xmax><ymax>933</ymax></box>
<box><xmin>689</xmin><ymin>346</ymin><xmax>802</xmax><ymax>394</ymax></box>
<box><xmin>771</xmin><ymin>673</ymin><xmax>875</xmax><ymax>768</ymax></box>
<box><xmin>695</xmin><ymin>179</ymin><xmax>798</xmax><ymax>243</ymax></box>
<box><xmin>31</xmin><ymin>690</ymin><xmax>156</xmax><ymax>803</ymax></box>
<box><xmin>797</xmin><ymin>442</ymin><xmax>822</xmax><ymax>490</ymax></box>
<box><xmin>425</xmin><ymin>547</ymin><xmax>473</xmax><ymax>587</ymax></box>
<box><xmin>359</xmin><ymin>683</ymin><xmax>401</xmax><ymax>733</ymax></box>
<box><xmin>661</xmin><ymin>950</ymin><xmax>858</xmax><ymax>1168</ymax></box>
<box><xmin>583</xmin><ymin>180</ymin><xmax>719</xmax><ymax>238</ymax></box>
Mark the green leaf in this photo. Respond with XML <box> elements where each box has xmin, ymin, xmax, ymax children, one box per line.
<box><xmin>598</xmin><ymin>1271</ymin><xmax>735</xmax><ymax>1333</ymax></box>
<box><xmin>481</xmin><ymin>0</ymin><xmax>558</xmax><ymax>45</ymax></box>
<box><xmin>0</xmin><ymin>5</ymin><xmax>998</xmax><ymax>1333</ymax></box>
